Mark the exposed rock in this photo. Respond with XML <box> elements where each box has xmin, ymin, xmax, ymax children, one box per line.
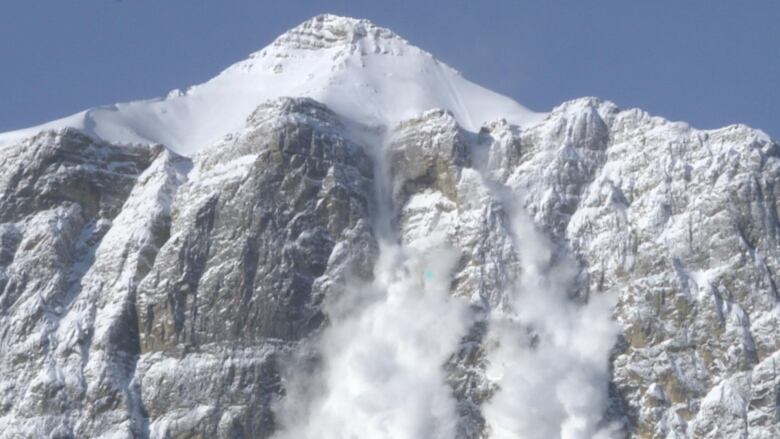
<box><xmin>0</xmin><ymin>129</ymin><xmax>187</xmax><ymax>437</ymax></box>
<box><xmin>135</xmin><ymin>98</ymin><xmax>376</xmax><ymax>437</ymax></box>
<box><xmin>0</xmin><ymin>94</ymin><xmax>778</xmax><ymax>439</ymax></box>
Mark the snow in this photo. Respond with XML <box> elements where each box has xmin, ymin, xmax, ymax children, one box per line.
<box><xmin>0</xmin><ymin>14</ymin><xmax>546</xmax><ymax>156</ymax></box>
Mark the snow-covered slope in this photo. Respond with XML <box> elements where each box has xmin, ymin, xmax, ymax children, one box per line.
<box><xmin>0</xmin><ymin>14</ymin><xmax>543</xmax><ymax>156</ymax></box>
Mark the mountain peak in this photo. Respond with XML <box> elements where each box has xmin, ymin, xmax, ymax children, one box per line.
<box><xmin>0</xmin><ymin>15</ymin><xmax>544</xmax><ymax>155</ymax></box>
<box><xmin>270</xmin><ymin>14</ymin><xmax>403</xmax><ymax>52</ymax></box>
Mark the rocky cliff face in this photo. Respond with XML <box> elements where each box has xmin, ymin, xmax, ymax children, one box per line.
<box><xmin>0</xmin><ymin>130</ymin><xmax>186</xmax><ymax>436</ymax></box>
<box><xmin>489</xmin><ymin>99</ymin><xmax>780</xmax><ymax>438</ymax></box>
<box><xmin>1</xmin><ymin>14</ymin><xmax>778</xmax><ymax>439</ymax></box>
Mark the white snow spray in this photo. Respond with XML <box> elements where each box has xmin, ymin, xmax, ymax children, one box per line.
<box><xmin>483</xmin><ymin>206</ymin><xmax>621</xmax><ymax>439</ymax></box>
<box><xmin>274</xmin><ymin>128</ymin><xmax>620</xmax><ymax>439</ymax></box>
<box><xmin>273</xmin><ymin>130</ymin><xmax>473</xmax><ymax>439</ymax></box>
<box><xmin>274</xmin><ymin>239</ymin><xmax>471</xmax><ymax>439</ymax></box>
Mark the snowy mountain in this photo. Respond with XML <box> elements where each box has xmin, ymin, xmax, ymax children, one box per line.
<box><xmin>0</xmin><ymin>14</ymin><xmax>778</xmax><ymax>439</ymax></box>
<box><xmin>0</xmin><ymin>15</ymin><xmax>542</xmax><ymax>155</ymax></box>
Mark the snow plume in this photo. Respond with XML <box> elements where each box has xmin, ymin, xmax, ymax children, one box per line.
<box><xmin>273</xmin><ymin>238</ymin><xmax>472</xmax><ymax>439</ymax></box>
<box><xmin>483</xmin><ymin>208</ymin><xmax>621</xmax><ymax>439</ymax></box>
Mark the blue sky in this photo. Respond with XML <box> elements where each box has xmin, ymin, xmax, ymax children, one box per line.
<box><xmin>1</xmin><ymin>0</ymin><xmax>778</xmax><ymax>138</ymax></box>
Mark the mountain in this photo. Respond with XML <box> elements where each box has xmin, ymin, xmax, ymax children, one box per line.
<box><xmin>1</xmin><ymin>14</ymin><xmax>778</xmax><ymax>439</ymax></box>
<box><xmin>0</xmin><ymin>15</ymin><xmax>542</xmax><ymax>156</ymax></box>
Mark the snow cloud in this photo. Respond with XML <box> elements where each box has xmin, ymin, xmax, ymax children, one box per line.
<box><xmin>273</xmin><ymin>239</ymin><xmax>473</xmax><ymax>439</ymax></box>
<box><xmin>483</xmin><ymin>208</ymin><xmax>620</xmax><ymax>439</ymax></box>
<box><xmin>274</xmin><ymin>132</ymin><xmax>619</xmax><ymax>439</ymax></box>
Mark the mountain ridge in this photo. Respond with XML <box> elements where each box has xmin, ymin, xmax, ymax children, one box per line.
<box><xmin>0</xmin><ymin>14</ymin><xmax>545</xmax><ymax>156</ymax></box>
<box><xmin>0</xmin><ymin>13</ymin><xmax>779</xmax><ymax>439</ymax></box>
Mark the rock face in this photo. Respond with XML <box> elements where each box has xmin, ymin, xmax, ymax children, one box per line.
<box><xmin>135</xmin><ymin>99</ymin><xmax>376</xmax><ymax>438</ymax></box>
<box><xmin>1</xmin><ymin>15</ymin><xmax>779</xmax><ymax>439</ymax></box>
<box><xmin>0</xmin><ymin>129</ymin><xmax>186</xmax><ymax>436</ymax></box>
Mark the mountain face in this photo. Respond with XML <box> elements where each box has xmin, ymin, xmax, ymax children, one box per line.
<box><xmin>0</xmin><ymin>14</ymin><xmax>778</xmax><ymax>439</ymax></box>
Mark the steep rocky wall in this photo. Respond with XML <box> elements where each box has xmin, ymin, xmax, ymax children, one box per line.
<box><xmin>134</xmin><ymin>99</ymin><xmax>377</xmax><ymax>438</ymax></box>
<box><xmin>0</xmin><ymin>130</ymin><xmax>187</xmax><ymax>436</ymax></box>
<box><xmin>0</xmin><ymin>97</ymin><xmax>778</xmax><ymax>438</ymax></box>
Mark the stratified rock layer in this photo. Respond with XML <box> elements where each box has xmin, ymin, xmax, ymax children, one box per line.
<box><xmin>0</xmin><ymin>95</ymin><xmax>778</xmax><ymax>438</ymax></box>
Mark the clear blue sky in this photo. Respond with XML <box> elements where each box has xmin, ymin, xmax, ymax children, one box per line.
<box><xmin>1</xmin><ymin>0</ymin><xmax>778</xmax><ymax>138</ymax></box>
